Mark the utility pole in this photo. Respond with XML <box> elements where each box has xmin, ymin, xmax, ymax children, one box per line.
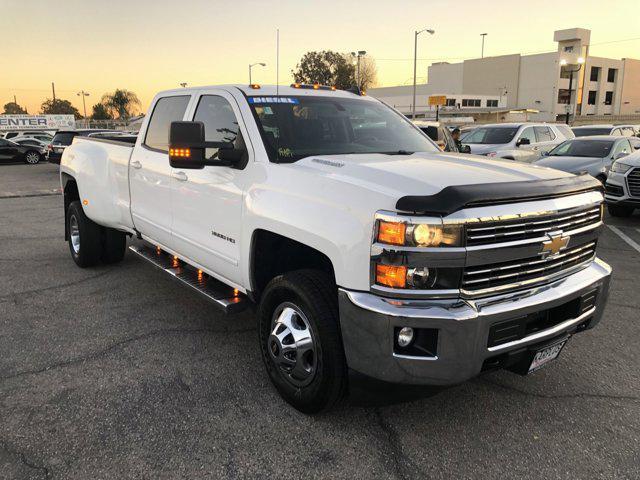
<box><xmin>560</xmin><ymin>57</ymin><xmax>584</xmax><ymax>125</ymax></box>
<box><xmin>480</xmin><ymin>33</ymin><xmax>488</xmax><ymax>58</ymax></box>
<box><xmin>412</xmin><ymin>28</ymin><xmax>435</xmax><ymax>119</ymax></box>
<box><xmin>51</xmin><ymin>82</ymin><xmax>56</xmax><ymax>103</ymax></box>
<box><xmin>350</xmin><ymin>51</ymin><xmax>367</xmax><ymax>90</ymax></box>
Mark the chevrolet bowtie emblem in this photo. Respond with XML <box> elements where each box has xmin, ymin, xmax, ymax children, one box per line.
<box><xmin>541</xmin><ymin>233</ymin><xmax>570</xmax><ymax>257</ymax></box>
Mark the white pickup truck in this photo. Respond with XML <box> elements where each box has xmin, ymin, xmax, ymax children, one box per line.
<box><xmin>60</xmin><ymin>84</ymin><xmax>611</xmax><ymax>413</ymax></box>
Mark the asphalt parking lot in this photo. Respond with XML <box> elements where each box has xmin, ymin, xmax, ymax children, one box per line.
<box><xmin>1</xmin><ymin>163</ymin><xmax>639</xmax><ymax>479</ymax></box>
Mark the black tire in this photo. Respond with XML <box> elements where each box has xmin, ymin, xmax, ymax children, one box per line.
<box><xmin>24</xmin><ymin>150</ymin><xmax>41</xmax><ymax>165</ymax></box>
<box><xmin>67</xmin><ymin>201</ymin><xmax>103</xmax><ymax>267</ymax></box>
<box><xmin>101</xmin><ymin>228</ymin><xmax>127</xmax><ymax>264</ymax></box>
<box><xmin>608</xmin><ymin>204</ymin><xmax>634</xmax><ymax>217</ymax></box>
<box><xmin>258</xmin><ymin>269</ymin><xmax>347</xmax><ymax>414</ymax></box>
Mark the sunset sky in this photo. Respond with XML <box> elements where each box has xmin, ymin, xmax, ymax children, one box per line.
<box><xmin>2</xmin><ymin>0</ymin><xmax>639</xmax><ymax>115</ymax></box>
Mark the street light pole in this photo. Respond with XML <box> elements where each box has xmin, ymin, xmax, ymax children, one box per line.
<box><xmin>249</xmin><ymin>62</ymin><xmax>266</xmax><ymax>84</ymax></box>
<box><xmin>350</xmin><ymin>51</ymin><xmax>367</xmax><ymax>90</ymax></box>
<box><xmin>77</xmin><ymin>90</ymin><xmax>90</xmax><ymax>122</ymax></box>
<box><xmin>561</xmin><ymin>57</ymin><xmax>584</xmax><ymax>125</ymax></box>
<box><xmin>412</xmin><ymin>28</ymin><xmax>434</xmax><ymax>120</ymax></box>
<box><xmin>480</xmin><ymin>33</ymin><xmax>487</xmax><ymax>58</ymax></box>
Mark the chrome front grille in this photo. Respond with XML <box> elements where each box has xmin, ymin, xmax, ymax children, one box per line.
<box><xmin>465</xmin><ymin>205</ymin><xmax>602</xmax><ymax>246</ymax></box>
<box><xmin>462</xmin><ymin>242</ymin><xmax>597</xmax><ymax>294</ymax></box>
<box><xmin>627</xmin><ymin>168</ymin><xmax>640</xmax><ymax>198</ymax></box>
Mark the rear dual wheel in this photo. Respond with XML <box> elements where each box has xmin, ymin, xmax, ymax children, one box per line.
<box><xmin>67</xmin><ymin>201</ymin><xmax>127</xmax><ymax>268</ymax></box>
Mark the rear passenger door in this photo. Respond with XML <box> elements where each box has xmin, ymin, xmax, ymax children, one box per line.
<box><xmin>533</xmin><ymin>126</ymin><xmax>558</xmax><ymax>155</ymax></box>
<box><xmin>130</xmin><ymin>94</ymin><xmax>192</xmax><ymax>247</ymax></box>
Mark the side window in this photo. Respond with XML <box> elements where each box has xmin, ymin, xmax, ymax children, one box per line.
<box><xmin>0</xmin><ymin>138</ymin><xmax>9</xmax><ymax>147</ymax></box>
<box><xmin>612</xmin><ymin>140</ymin><xmax>631</xmax><ymax>157</ymax></box>
<box><xmin>534</xmin><ymin>126</ymin><xmax>554</xmax><ymax>142</ymax></box>
<box><xmin>519</xmin><ymin>127</ymin><xmax>536</xmax><ymax>143</ymax></box>
<box><xmin>611</xmin><ymin>128</ymin><xmax>621</xmax><ymax>136</ymax></box>
<box><xmin>193</xmin><ymin>95</ymin><xmax>243</xmax><ymax>160</ymax></box>
<box><xmin>144</xmin><ymin>95</ymin><xmax>190</xmax><ymax>152</ymax></box>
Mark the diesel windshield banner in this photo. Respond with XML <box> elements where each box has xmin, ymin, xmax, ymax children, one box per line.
<box><xmin>0</xmin><ymin>114</ymin><xmax>76</xmax><ymax>131</ymax></box>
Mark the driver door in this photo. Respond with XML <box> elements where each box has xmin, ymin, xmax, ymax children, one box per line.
<box><xmin>515</xmin><ymin>126</ymin><xmax>537</xmax><ymax>161</ymax></box>
<box><xmin>170</xmin><ymin>90</ymin><xmax>252</xmax><ymax>287</ymax></box>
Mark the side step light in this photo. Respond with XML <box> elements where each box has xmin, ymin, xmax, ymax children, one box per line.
<box><xmin>128</xmin><ymin>245</ymin><xmax>248</xmax><ymax>314</ymax></box>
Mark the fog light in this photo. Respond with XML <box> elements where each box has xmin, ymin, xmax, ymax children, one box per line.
<box><xmin>397</xmin><ymin>327</ymin><xmax>414</xmax><ymax>347</ymax></box>
<box><xmin>406</xmin><ymin>267</ymin><xmax>435</xmax><ymax>288</ymax></box>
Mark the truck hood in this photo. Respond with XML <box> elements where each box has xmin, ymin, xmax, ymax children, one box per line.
<box><xmin>291</xmin><ymin>152</ymin><xmax>572</xmax><ymax>198</ymax></box>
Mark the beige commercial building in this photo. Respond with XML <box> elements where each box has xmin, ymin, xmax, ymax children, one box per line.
<box><xmin>369</xmin><ymin>28</ymin><xmax>640</xmax><ymax>123</ymax></box>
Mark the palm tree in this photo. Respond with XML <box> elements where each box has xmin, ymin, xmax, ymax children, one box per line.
<box><xmin>101</xmin><ymin>89</ymin><xmax>141</xmax><ymax>120</ymax></box>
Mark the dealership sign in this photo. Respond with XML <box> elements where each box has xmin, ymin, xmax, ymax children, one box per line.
<box><xmin>0</xmin><ymin>114</ymin><xmax>76</xmax><ymax>131</ymax></box>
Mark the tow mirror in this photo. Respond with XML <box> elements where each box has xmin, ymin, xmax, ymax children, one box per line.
<box><xmin>516</xmin><ymin>138</ymin><xmax>530</xmax><ymax>147</ymax></box>
<box><xmin>169</xmin><ymin>121</ymin><xmax>206</xmax><ymax>169</ymax></box>
<box><xmin>169</xmin><ymin>121</ymin><xmax>241</xmax><ymax>169</ymax></box>
<box><xmin>460</xmin><ymin>144</ymin><xmax>471</xmax><ymax>154</ymax></box>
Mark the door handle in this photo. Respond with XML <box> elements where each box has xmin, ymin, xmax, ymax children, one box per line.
<box><xmin>131</xmin><ymin>160</ymin><xmax>142</xmax><ymax>169</ymax></box>
<box><xmin>173</xmin><ymin>171</ymin><xmax>188</xmax><ymax>182</ymax></box>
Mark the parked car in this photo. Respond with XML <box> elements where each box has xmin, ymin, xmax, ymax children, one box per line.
<box><xmin>413</xmin><ymin>121</ymin><xmax>470</xmax><ymax>153</ymax></box>
<box><xmin>46</xmin><ymin>129</ymin><xmax>119</xmax><ymax>164</ymax></box>
<box><xmin>605</xmin><ymin>150</ymin><xmax>640</xmax><ymax>217</ymax></box>
<box><xmin>59</xmin><ymin>84</ymin><xmax>610</xmax><ymax>413</ymax></box>
<box><xmin>0</xmin><ymin>137</ymin><xmax>43</xmax><ymax>164</ymax></box>
<box><xmin>12</xmin><ymin>137</ymin><xmax>49</xmax><ymax>156</ymax></box>
<box><xmin>1</xmin><ymin>131</ymin><xmax>54</xmax><ymax>142</ymax></box>
<box><xmin>462</xmin><ymin>122</ymin><xmax>570</xmax><ymax>161</ymax></box>
<box><xmin>572</xmin><ymin>125</ymin><xmax>636</xmax><ymax>137</ymax></box>
<box><xmin>534</xmin><ymin>136</ymin><xmax>634</xmax><ymax>183</ymax></box>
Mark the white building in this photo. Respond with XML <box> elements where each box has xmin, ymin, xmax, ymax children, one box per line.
<box><xmin>369</xmin><ymin>28</ymin><xmax>640</xmax><ymax>122</ymax></box>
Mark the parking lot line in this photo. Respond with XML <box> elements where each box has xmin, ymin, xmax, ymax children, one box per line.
<box><xmin>607</xmin><ymin>225</ymin><xmax>640</xmax><ymax>254</ymax></box>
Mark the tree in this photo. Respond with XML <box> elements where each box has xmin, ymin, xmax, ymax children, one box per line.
<box><xmin>40</xmin><ymin>98</ymin><xmax>81</xmax><ymax>118</ymax></box>
<box><xmin>91</xmin><ymin>103</ymin><xmax>113</xmax><ymax>120</ymax></box>
<box><xmin>101</xmin><ymin>89</ymin><xmax>141</xmax><ymax>120</ymax></box>
<box><xmin>356</xmin><ymin>56</ymin><xmax>378</xmax><ymax>91</ymax></box>
<box><xmin>292</xmin><ymin>51</ymin><xmax>355</xmax><ymax>90</ymax></box>
<box><xmin>3</xmin><ymin>102</ymin><xmax>27</xmax><ymax>114</ymax></box>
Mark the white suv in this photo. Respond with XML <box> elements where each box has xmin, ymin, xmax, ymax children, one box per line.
<box><xmin>605</xmin><ymin>150</ymin><xmax>640</xmax><ymax>217</ymax></box>
<box><xmin>463</xmin><ymin>123</ymin><xmax>573</xmax><ymax>162</ymax></box>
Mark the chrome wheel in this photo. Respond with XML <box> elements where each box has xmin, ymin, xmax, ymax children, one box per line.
<box><xmin>69</xmin><ymin>214</ymin><xmax>80</xmax><ymax>254</ymax></box>
<box><xmin>25</xmin><ymin>152</ymin><xmax>40</xmax><ymax>164</ymax></box>
<box><xmin>268</xmin><ymin>302</ymin><xmax>317</xmax><ymax>387</ymax></box>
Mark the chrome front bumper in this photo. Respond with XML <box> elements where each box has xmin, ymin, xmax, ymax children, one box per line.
<box><xmin>339</xmin><ymin>258</ymin><xmax>611</xmax><ymax>385</ymax></box>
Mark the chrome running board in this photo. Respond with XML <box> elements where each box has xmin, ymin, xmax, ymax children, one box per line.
<box><xmin>129</xmin><ymin>244</ymin><xmax>248</xmax><ymax>314</ymax></box>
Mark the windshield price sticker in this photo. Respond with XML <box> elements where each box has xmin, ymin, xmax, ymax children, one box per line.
<box><xmin>248</xmin><ymin>97</ymin><xmax>299</xmax><ymax>104</ymax></box>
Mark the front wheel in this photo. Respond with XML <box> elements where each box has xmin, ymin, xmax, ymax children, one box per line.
<box><xmin>258</xmin><ymin>270</ymin><xmax>347</xmax><ymax>414</ymax></box>
<box><xmin>24</xmin><ymin>151</ymin><xmax>41</xmax><ymax>164</ymax></box>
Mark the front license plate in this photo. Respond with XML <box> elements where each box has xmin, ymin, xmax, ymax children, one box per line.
<box><xmin>528</xmin><ymin>339</ymin><xmax>567</xmax><ymax>373</ymax></box>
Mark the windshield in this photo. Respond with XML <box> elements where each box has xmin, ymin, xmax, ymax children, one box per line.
<box><xmin>248</xmin><ymin>96</ymin><xmax>439</xmax><ymax>162</ymax></box>
<box><xmin>462</xmin><ymin>127</ymin><xmax>518</xmax><ymax>145</ymax></box>
<box><xmin>548</xmin><ymin>139</ymin><xmax>614</xmax><ymax>158</ymax></box>
<box><xmin>572</xmin><ymin>128</ymin><xmax>610</xmax><ymax>137</ymax></box>
<box><xmin>52</xmin><ymin>132</ymin><xmax>76</xmax><ymax>145</ymax></box>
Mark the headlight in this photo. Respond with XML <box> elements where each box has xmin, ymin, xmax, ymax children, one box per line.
<box><xmin>377</xmin><ymin>220</ymin><xmax>461</xmax><ymax>247</ymax></box>
<box><xmin>610</xmin><ymin>161</ymin><xmax>632</xmax><ymax>174</ymax></box>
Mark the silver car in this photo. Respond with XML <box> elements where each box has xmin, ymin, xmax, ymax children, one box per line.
<box><xmin>533</xmin><ymin>136</ymin><xmax>636</xmax><ymax>182</ymax></box>
<box><xmin>462</xmin><ymin>122</ymin><xmax>573</xmax><ymax>162</ymax></box>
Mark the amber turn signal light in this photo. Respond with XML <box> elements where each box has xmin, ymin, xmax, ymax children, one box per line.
<box><xmin>376</xmin><ymin>264</ymin><xmax>407</xmax><ymax>288</ymax></box>
<box><xmin>377</xmin><ymin>221</ymin><xmax>406</xmax><ymax>246</ymax></box>
<box><xmin>169</xmin><ymin>147</ymin><xmax>191</xmax><ymax>158</ymax></box>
